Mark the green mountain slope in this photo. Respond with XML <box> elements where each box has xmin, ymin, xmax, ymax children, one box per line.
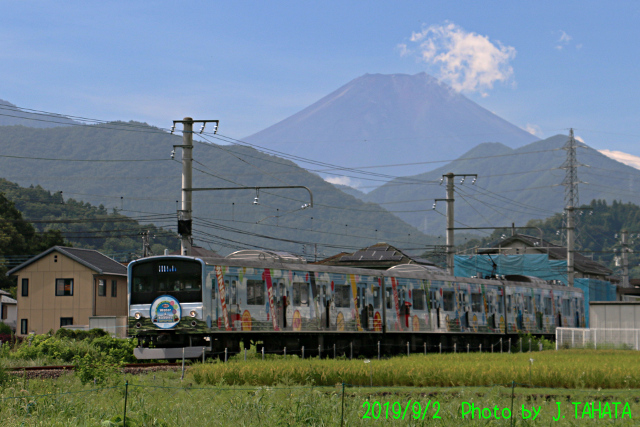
<box><xmin>0</xmin><ymin>123</ymin><xmax>434</xmax><ymax>258</ymax></box>
<box><xmin>364</xmin><ymin>135</ymin><xmax>640</xmax><ymax>236</ymax></box>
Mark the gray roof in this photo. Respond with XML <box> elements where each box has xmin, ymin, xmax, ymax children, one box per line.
<box><xmin>1</xmin><ymin>295</ymin><xmax>16</xmax><ymax>304</ymax></box>
<box><xmin>6</xmin><ymin>246</ymin><xmax>127</xmax><ymax>277</ymax></box>
<box><xmin>316</xmin><ymin>243</ymin><xmax>441</xmax><ymax>269</ymax></box>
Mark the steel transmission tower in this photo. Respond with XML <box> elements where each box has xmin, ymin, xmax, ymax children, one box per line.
<box><xmin>561</xmin><ymin>129</ymin><xmax>582</xmax><ymax>246</ymax></box>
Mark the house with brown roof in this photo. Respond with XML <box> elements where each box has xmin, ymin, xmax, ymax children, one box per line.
<box><xmin>6</xmin><ymin>246</ymin><xmax>127</xmax><ymax>336</ymax></box>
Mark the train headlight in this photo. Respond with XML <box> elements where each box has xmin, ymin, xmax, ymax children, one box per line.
<box><xmin>189</xmin><ymin>310</ymin><xmax>197</xmax><ymax>318</ymax></box>
<box><xmin>134</xmin><ymin>312</ymin><xmax>141</xmax><ymax>320</ymax></box>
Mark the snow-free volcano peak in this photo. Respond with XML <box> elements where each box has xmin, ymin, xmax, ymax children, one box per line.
<box><xmin>244</xmin><ymin>72</ymin><xmax>538</xmax><ymax>179</ymax></box>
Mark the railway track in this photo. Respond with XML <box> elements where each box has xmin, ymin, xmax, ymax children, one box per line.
<box><xmin>6</xmin><ymin>362</ymin><xmax>182</xmax><ymax>379</ymax></box>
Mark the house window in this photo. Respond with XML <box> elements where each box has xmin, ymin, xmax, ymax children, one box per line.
<box><xmin>1</xmin><ymin>305</ymin><xmax>7</xmax><ymax>320</ymax></box>
<box><xmin>21</xmin><ymin>278</ymin><xmax>29</xmax><ymax>297</ymax></box>
<box><xmin>60</xmin><ymin>317</ymin><xmax>73</xmax><ymax>327</ymax></box>
<box><xmin>55</xmin><ymin>279</ymin><xmax>74</xmax><ymax>296</ymax></box>
<box><xmin>111</xmin><ymin>280</ymin><xmax>117</xmax><ymax>297</ymax></box>
<box><xmin>20</xmin><ymin>319</ymin><xmax>28</xmax><ymax>334</ymax></box>
<box><xmin>98</xmin><ymin>279</ymin><xmax>106</xmax><ymax>297</ymax></box>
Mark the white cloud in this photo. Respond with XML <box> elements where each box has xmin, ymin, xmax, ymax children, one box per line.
<box><xmin>324</xmin><ymin>176</ymin><xmax>362</xmax><ymax>189</ymax></box>
<box><xmin>556</xmin><ymin>30</ymin><xmax>576</xmax><ymax>51</ymax></box>
<box><xmin>599</xmin><ymin>150</ymin><xmax>640</xmax><ymax>170</ymax></box>
<box><xmin>524</xmin><ymin>123</ymin><xmax>543</xmax><ymax>137</ymax></box>
<box><xmin>402</xmin><ymin>22</ymin><xmax>516</xmax><ymax>96</ymax></box>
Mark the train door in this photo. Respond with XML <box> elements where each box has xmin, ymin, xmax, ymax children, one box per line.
<box><xmin>334</xmin><ymin>281</ymin><xmax>351</xmax><ymax>331</ymax></box>
<box><xmin>534</xmin><ymin>292</ymin><xmax>543</xmax><ymax>331</ymax></box>
<box><xmin>429</xmin><ymin>288</ymin><xmax>441</xmax><ymax>330</ymax></box>
<box><xmin>442</xmin><ymin>287</ymin><xmax>455</xmax><ymax>331</ymax></box>
<box><xmin>275</xmin><ymin>279</ymin><xmax>287</xmax><ymax>329</ymax></box>
<box><xmin>397</xmin><ymin>283</ymin><xmax>410</xmax><ymax>330</ymax></box>
<box><xmin>372</xmin><ymin>280</ymin><xmax>382</xmax><ymax>331</ymax></box>
<box><xmin>410</xmin><ymin>282</ymin><xmax>427</xmax><ymax>332</ymax></box>
<box><xmin>292</xmin><ymin>276</ymin><xmax>310</xmax><ymax>331</ymax></box>
<box><xmin>225</xmin><ymin>275</ymin><xmax>239</xmax><ymax>330</ymax></box>
<box><xmin>356</xmin><ymin>282</ymin><xmax>370</xmax><ymax>330</ymax></box>
<box><xmin>457</xmin><ymin>288</ymin><xmax>470</xmax><ymax>331</ymax></box>
<box><xmin>316</xmin><ymin>281</ymin><xmax>330</xmax><ymax>329</ymax></box>
<box><xmin>470</xmin><ymin>290</ymin><xmax>483</xmax><ymax>331</ymax></box>
<box><xmin>504</xmin><ymin>288</ymin><xmax>513</xmax><ymax>333</ymax></box>
<box><xmin>556</xmin><ymin>296</ymin><xmax>562</xmax><ymax>326</ymax></box>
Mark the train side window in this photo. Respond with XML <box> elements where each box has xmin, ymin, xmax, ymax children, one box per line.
<box><xmin>230</xmin><ymin>280</ymin><xmax>237</xmax><ymax>305</ymax></box>
<box><xmin>430</xmin><ymin>290</ymin><xmax>438</xmax><ymax>309</ymax></box>
<box><xmin>247</xmin><ymin>280</ymin><xmax>265</xmax><ymax>305</ymax></box>
<box><xmin>386</xmin><ymin>287</ymin><xmax>392</xmax><ymax>309</ymax></box>
<box><xmin>335</xmin><ymin>285</ymin><xmax>351</xmax><ymax>308</ymax></box>
<box><xmin>497</xmin><ymin>295</ymin><xmax>504</xmax><ymax>314</ymax></box>
<box><xmin>211</xmin><ymin>279</ymin><xmax>216</xmax><ymax>300</ymax></box>
<box><xmin>506</xmin><ymin>295</ymin><xmax>511</xmax><ymax>313</ymax></box>
<box><xmin>442</xmin><ymin>291</ymin><xmax>454</xmax><ymax>311</ymax></box>
<box><xmin>412</xmin><ymin>289</ymin><xmax>425</xmax><ymax>310</ymax></box>
<box><xmin>544</xmin><ymin>297</ymin><xmax>552</xmax><ymax>315</ymax></box>
<box><xmin>292</xmin><ymin>282</ymin><xmax>309</xmax><ymax>306</ymax></box>
<box><xmin>535</xmin><ymin>295</ymin><xmax>541</xmax><ymax>312</ymax></box>
<box><xmin>471</xmin><ymin>293</ymin><xmax>482</xmax><ymax>312</ymax></box>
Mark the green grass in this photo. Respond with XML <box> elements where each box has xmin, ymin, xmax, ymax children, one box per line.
<box><xmin>1</xmin><ymin>370</ymin><xmax>639</xmax><ymax>426</ymax></box>
<box><xmin>190</xmin><ymin>350</ymin><xmax>640</xmax><ymax>389</ymax></box>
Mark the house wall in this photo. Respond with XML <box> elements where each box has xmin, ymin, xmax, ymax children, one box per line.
<box><xmin>94</xmin><ymin>276</ymin><xmax>128</xmax><ymax>316</ymax></box>
<box><xmin>14</xmin><ymin>252</ymin><xmax>126</xmax><ymax>335</ymax></box>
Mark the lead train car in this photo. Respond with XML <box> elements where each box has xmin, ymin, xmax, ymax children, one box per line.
<box><xmin>128</xmin><ymin>251</ymin><xmax>584</xmax><ymax>359</ymax></box>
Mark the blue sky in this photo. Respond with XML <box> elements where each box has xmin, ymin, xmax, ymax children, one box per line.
<box><xmin>2</xmin><ymin>1</ymin><xmax>640</xmax><ymax>159</ymax></box>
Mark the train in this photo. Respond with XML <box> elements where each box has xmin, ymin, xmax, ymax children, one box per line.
<box><xmin>127</xmin><ymin>250</ymin><xmax>585</xmax><ymax>359</ymax></box>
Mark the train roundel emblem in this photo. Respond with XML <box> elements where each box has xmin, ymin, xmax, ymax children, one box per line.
<box><xmin>150</xmin><ymin>295</ymin><xmax>181</xmax><ymax>329</ymax></box>
<box><xmin>241</xmin><ymin>310</ymin><xmax>252</xmax><ymax>331</ymax></box>
<box><xmin>293</xmin><ymin>310</ymin><xmax>302</xmax><ymax>331</ymax></box>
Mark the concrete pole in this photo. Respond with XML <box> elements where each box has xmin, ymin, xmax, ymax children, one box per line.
<box><xmin>445</xmin><ymin>173</ymin><xmax>455</xmax><ymax>275</ymax></box>
<box><xmin>622</xmin><ymin>230</ymin><xmax>630</xmax><ymax>288</ymax></box>
<box><xmin>566</xmin><ymin>206</ymin><xmax>574</xmax><ymax>287</ymax></box>
<box><xmin>181</xmin><ymin>117</ymin><xmax>193</xmax><ymax>256</ymax></box>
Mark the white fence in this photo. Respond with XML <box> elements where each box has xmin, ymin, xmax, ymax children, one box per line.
<box><xmin>556</xmin><ymin>327</ymin><xmax>640</xmax><ymax>350</ymax></box>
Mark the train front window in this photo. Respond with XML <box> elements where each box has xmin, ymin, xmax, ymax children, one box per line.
<box><xmin>130</xmin><ymin>259</ymin><xmax>202</xmax><ymax>304</ymax></box>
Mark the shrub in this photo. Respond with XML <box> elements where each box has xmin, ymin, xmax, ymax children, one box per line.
<box><xmin>0</xmin><ymin>322</ymin><xmax>12</xmax><ymax>335</ymax></box>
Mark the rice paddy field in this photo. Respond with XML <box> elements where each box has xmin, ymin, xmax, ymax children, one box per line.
<box><xmin>1</xmin><ymin>350</ymin><xmax>640</xmax><ymax>426</ymax></box>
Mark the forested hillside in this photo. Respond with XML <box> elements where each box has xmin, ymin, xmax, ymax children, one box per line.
<box><xmin>0</xmin><ymin>178</ymin><xmax>180</xmax><ymax>293</ymax></box>
<box><xmin>0</xmin><ymin>193</ymin><xmax>66</xmax><ymax>291</ymax></box>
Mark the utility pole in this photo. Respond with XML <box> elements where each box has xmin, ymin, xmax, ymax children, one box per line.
<box><xmin>437</xmin><ymin>172</ymin><xmax>477</xmax><ymax>275</ymax></box>
<box><xmin>621</xmin><ymin>230</ymin><xmax>630</xmax><ymax>288</ymax></box>
<box><xmin>566</xmin><ymin>207</ymin><xmax>575</xmax><ymax>287</ymax></box>
<box><xmin>172</xmin><ymin>117</ymin><xmax>219</xmax><ymax>256</ymax></box>
<box><xmin>140</xmin><ymin>230</ymin><xmax>152</xmax><ymax>258</ymax></box>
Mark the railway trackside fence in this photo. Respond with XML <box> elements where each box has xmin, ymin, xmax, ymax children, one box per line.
<box><xmin>556</xmin><ymin>327</ymin><xmax>640</xmax><ymax>350</ymax></box>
